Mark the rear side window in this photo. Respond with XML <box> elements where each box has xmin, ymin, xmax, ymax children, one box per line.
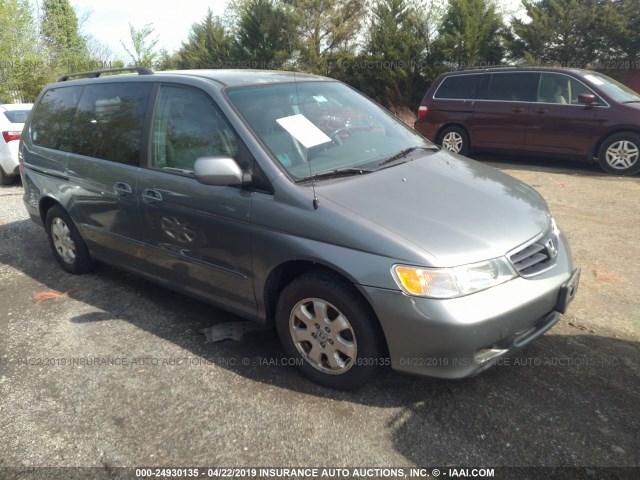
<box><xmin>71</xmin><ymin>82</ymin><xmax>152</xmax><ymax>165</ymax></box>
<box><xmin>31</xmin><ymin>86</ymin><xmax>83</xmax><ymax>151</ymax></box>
<box><xmin>434</xmin><ymin>75</ymin><xmax>482</xmax><ymax>99</ymax></box>
<box><xmin>3</xmin><ymin>110</ymin><xmax>30</xmax><ymax>123</ymax></box>
<box><xmin>484</xmin><ymin>73</ymin><xmax>539</xmax><ymax>102</ymax></box>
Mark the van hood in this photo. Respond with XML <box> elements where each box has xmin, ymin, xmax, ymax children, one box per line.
<box><xmin>314</xmin><ymin>151</ymin><xmax>550</xmax><ymax>266</ymax></box>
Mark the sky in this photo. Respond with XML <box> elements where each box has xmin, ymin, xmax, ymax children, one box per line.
<box><xmin>33</xmin><ymin>0</ymin><xmax>524</xmax><ymax>63</ymax></box>
<box><xmin>36</xmin><ymin>0</ymin><xmax>231</xmax><ymax>61</ymax></box>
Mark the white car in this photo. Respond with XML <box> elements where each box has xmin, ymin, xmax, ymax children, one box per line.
<box><xmin>0</xmin><ymin>103</ymin><xmax>33</xmax><ymax>184</ymax></box>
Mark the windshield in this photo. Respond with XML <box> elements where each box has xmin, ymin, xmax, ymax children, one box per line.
<box><xmin>226</xmin><ymin>81</ymin><xmax>432</xmax><ymax>180</ymax></box>
<box><xmin>582</xmin><ymin>72</ymin><xmax>640</xmax><ymax>103</ymax></box>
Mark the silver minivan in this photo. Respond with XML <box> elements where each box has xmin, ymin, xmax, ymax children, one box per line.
<box><xmin>20</xmin><ymin>68</ymin><xmax>580</xmax><ymax>389</ymax></box>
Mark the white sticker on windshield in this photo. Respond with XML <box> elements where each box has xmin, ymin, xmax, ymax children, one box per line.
<box><xmin>276</xmin><ymin>114</ymin><xmax>332</xmax><ymax>149</ymax></box>
<box><xmin>584</xmin><ymin>74</ymin><xmax>604</xmax><ymax>86</ymax></box>
<box><xmin>312</xmin><ymin>95</ymin><xmax>328</xmax><ymax>102</ymax></box>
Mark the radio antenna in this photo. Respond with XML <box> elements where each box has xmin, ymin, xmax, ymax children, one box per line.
<box><xmin>293</xmin><ymin>69</ymin><xmax>319</xmax><ymax>209</ymax></box>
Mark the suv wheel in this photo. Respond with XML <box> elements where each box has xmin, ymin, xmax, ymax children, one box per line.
<box><xmin>438</xmin><ymin>126</ymin><xmax>469</xmax><ymax>155</ymax></box>
<box><xmin>597</xmin><ymin>132</ymin><xmax>640</xmax><ymax>176</ymax></box>
<box><xmin>275</xmin><ymin>271</ymin><xmax>386</xmax><ymax>390</ymax></box>
<box><xmin>45</xmin><ymin>205</ymin><xmax>94</xmax><ymax>274</ymax></box>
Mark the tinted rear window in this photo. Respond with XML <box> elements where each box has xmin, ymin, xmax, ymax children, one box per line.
<box><xmin>31</xmin><ymin>86</ymin><xmax>83</xmax><ymax>151</ymax></box>
<box><xmin>71</xmin><ymin>82</ymin><xmax>152</xmax><ymax>165</ymax></box>
<box><xmin>435</xmin><ymin>75</ymin><xmax>482</xmax><ymax>99</ymax></box>
<box><xmin>484</xmin><ymin>73</ymin><xmax>540</xmax><ymax>102</ymax></box>
<box><xmin>3</xmin><ymin>110</ymin><xmax>30</xmax><ymax>123</ymax></box>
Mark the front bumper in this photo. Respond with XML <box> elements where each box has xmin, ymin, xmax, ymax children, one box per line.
<box><xmin>358</xmin><ymin>238</ymin><xmax>578</xmax><ymax>379</ymax></box>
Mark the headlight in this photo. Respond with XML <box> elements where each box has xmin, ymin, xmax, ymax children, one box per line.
<box><xmin>392</xmin><ymin>258</ymin><xmax>517</xmax><ymax>299</ymax></box>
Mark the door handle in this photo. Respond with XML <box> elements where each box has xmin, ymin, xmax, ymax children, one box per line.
<box><xmin>142</xmin><ymin>189</ymin><xmax>163</xmax><ymax>202</ymax></box>
<box><xmin>536</xmin><ymin>108</ymin><xmax>549</xmax><ymax>114</ymax></box>
<box><xmin>512</xmin><ymin>107</ymin><xmax>524</xmax><ymax>113</ymax></box>
<box><xmin>114</xmin><ymin>182</ymin><xmax>132</xmax><ymax>196</ymax></box>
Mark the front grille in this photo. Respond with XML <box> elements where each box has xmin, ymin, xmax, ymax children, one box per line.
<box><xmin>509</xmin><ymin>229</ymin><xmax>558</xmax><ymax>277</ymax></box>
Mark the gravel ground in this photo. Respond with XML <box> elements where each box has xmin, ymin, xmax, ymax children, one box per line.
<box><xmin>0</xmin><ymin>156</ymin><xmax>639</xmax><ymax>476</ymax></box>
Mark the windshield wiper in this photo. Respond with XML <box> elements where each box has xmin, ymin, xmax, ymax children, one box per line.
<box><xmin>623</xmin><ymin>100</ymin><xmax>640</xmax><ymax>104</ymax></box>
<box><xmin>296</xmin><ymin>168</ymin><xmax>372</xmax><ymax>183</ymax></box>
<box><xmin>377</xmin><ymin>146</ymin><xmax>438</xmax><ymax>168</ymax></box>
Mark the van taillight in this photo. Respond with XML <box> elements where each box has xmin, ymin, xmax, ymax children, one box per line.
<box><xmin>417</xmin><ymin>106</ymin><xmax>429</xmax><ymax>118</ymax></box>
<box><xmin>2</xmin><ymin>131</ymin><xmax>21</xmax><ymax>142</ymax></box>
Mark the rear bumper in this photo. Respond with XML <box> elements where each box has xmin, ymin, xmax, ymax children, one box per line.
<box><xmin>413</xmin><ymin>118</ymin><xmax>439</xmax><ymax>142</ymax></box>
<box><xmin>358</xmin><ymin>237</ymin><xmax>577</xmax><ymax>379</ymax></box>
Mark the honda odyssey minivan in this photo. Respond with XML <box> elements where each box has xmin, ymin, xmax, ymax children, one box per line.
<box><xmin>20</xmin><ymin>68</ymin><xmax>579</xmax><ymax>389</ymax></box>
<box><xmin>414</xmin><ymin>67</ymin><xmax>640</xmax><ymax>176</ymax></box>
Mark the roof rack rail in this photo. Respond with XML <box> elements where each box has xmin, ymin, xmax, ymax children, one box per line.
<box><xmin>58</xmin><ymin>67</ymin><xmax>154</xmax><ymax>82</ymax></box>
<box><xmin>462</xmin><ymin>65</ymin><xmax>517</xmax><ymax>71</ymax></box>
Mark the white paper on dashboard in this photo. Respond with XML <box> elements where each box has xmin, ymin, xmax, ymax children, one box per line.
<box><xmin>276</xmin><ymin>114</ymin><xmax>332</xmax><ymax>149</ymax></box>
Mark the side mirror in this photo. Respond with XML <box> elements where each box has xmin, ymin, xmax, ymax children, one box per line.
<box><xmin>578</xmin><ymin>93</ymin><xmax>596</xmax><ymax>105</ymax></box>
<box><xmin>194</xmin><ymin>156</ymin><xmax>251</xmax><ymax>186</ymax></box>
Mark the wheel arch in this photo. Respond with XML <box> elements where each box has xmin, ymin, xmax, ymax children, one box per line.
<box><xmin>262</xmin><ymin>260</ymin><xmax>389</xmax><ymax>355</ymax></box>
<box><xmin>436</xmin><ymin>123</ymin><xmax>471</xmax><ymax>148</ymax></box>
<box><xmin>591</xmin><ymin>129</ymin><xmax>640</xmax><ymax>161</ymax></box>
<box><xmin>39</xmin><ymin>196</ymin><xmax>63</xmax><ymax>225</ymax></box>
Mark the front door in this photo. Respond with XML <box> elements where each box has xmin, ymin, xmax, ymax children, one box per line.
<box><xmin>525</xmin><ymin>73</ymin><xmax>601</xmax><ymax>157</ymax></box>
<box><xmin>136</xmin><ymin>85</ymin><xmax>256</xmax><ymax>316</ymax></box>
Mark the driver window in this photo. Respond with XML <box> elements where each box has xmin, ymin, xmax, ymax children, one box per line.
<box><xmin>567</xmin><ymin>77</ymin><xmax>599</xmax><ymax>104</ymax></box>
<box><xmin>537</xmin><ymin>73</ymin><xmax>569</xmax><ymax>104</ymax></box>
<box><xmin>151</xmin><ymin>86</ymin><xmax>238</xmax><ymax>171</ymax></box>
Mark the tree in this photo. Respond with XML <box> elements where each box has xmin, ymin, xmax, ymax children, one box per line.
<box><xmin>607</xmin><ymin>0</ymin><xmax>640</xmax><ymax>63</ymax></box>
<box><xmin>0</xmin><ymin>0</ymin><xmax>47</xmax><ymax>101</ymax></box>
<box><xmin>121</xmin><ymin>23</ymin><xmax>160</xmax><ymax>68</ymax></box>
<box><xmin>508</xmin><ymin>0</ymin><xmax>615</xmax><ymax>67</ymax></box>
<box><xmin>281</xmin><ymin>0</ymin><xmax>366</xmax><ymax>72</ymax></box>
<box><xmin>175</xmin><ymin>9</ymin><xmax>234</xmax><ymax>69</ymax></box>
<box><xmin>355</xmin><ymin>0</ymin><xmax>436</xmax><ymax>106</ymax></box>
<box><xmin>41</xmin><ymin>0</ymin><xmax>88</xmax><ymax>69</ymax></box>
<box><xmin>233</xmin><ymin>0</ymin><xmax>295</xmax><ymax>68</ymax></box>
<box><xmin>433</xmin><ymin>0</ymin><xmax>505</xmax><ymax>69</ymax></box>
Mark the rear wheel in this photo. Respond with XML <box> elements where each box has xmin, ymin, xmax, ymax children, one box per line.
<box><xmin>597</xmin><ymin>132</ymin><xmax>640</xmax><ymax>176</ymax></box>
<box><xmin>0</xmin><ymin>166</ymin><xmax>15</xmax><ymax>185</ymax></box>
<box><xmin>275</xmin><ymin>271</ymin><xmax>386</xmax><ymax>390</ymax></box>
<box><xmin>45</xmin><ymin>205</ymin><xmax>94</xmax><ymax>274</ymax></box>
<box><xmin>438</xmin><ymin>126</ymin><xmax>469</xmax><ymax>156</ymax></box>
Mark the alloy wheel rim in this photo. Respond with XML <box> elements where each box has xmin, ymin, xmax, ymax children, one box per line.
<box><xmin>442</xmin><ymin>132</ymin><xmax>463</xmax><ymax>153</ymax></box>
<box><xmin>289</xmin><ymin>298</ymin><xmax>357</xmax><ymax>375</ymax></box>
<box><xmin>51</xmin><ymin>217</ymin><xmax>76</xmax><ymax>264</ymax></box>
<box><xmin>606</xmin><ymin>140</ymin><xmax>639</xmax><ymax>170</ymax></box>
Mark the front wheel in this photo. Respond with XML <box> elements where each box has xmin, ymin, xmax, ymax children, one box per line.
<box><xmin>437</xmin><ymin>126</ymin><xmax>469</xmax><ymax>156</ymax></box>
<box><xmin>275</xmin><ymin>272</ymin><xmax>386</xmax><ymax>390</ymax></box>
<box><xmin>597</xmin><ymin>132</ymin><xmax>640</xmax><ymax>176</ymax></box>
<box><xmin>45</xmin><ymin>205</ymin><xmax>94</xmax><ymax>274</ymax></box>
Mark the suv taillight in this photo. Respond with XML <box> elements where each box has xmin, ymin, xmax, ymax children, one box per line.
<box><xmin>417</xmin><ymin>106</ymin><xmax>429</xmax><ymax>118</ymax></box>
<box><xmin>2</xmin><ymin>131</ymin><xmax>21</xmax><ymax>143</ymax></box>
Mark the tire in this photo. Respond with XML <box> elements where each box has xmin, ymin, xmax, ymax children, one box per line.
<box><xmin>0</xmin><ymin>166</ymin><xmax>15</xmax><ymax>185</ymax></box>
<box><xmin>438</xmin><ymin>125</ymin><xmax>469</xmax><ymax>156</ymax></box>
<box><xmin>597</xmin><ymin>132</ymin><xmax>640</xmax><ymax>176</ymax></box>
<box><xmin>45</xmin><ymin>205</ymin><xmax>94</xmax><ymax>274</ymax></box>
<box><xmin>275</xmin><ymin>271</ymin><xmax>386</xmax><ymax>390</ymax></box>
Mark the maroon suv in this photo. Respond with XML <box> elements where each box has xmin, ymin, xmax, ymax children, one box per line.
<box><xmin>414</xmin><ymin>67</ymin><xmax>640</xmax><ymax>175</ymax></box>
